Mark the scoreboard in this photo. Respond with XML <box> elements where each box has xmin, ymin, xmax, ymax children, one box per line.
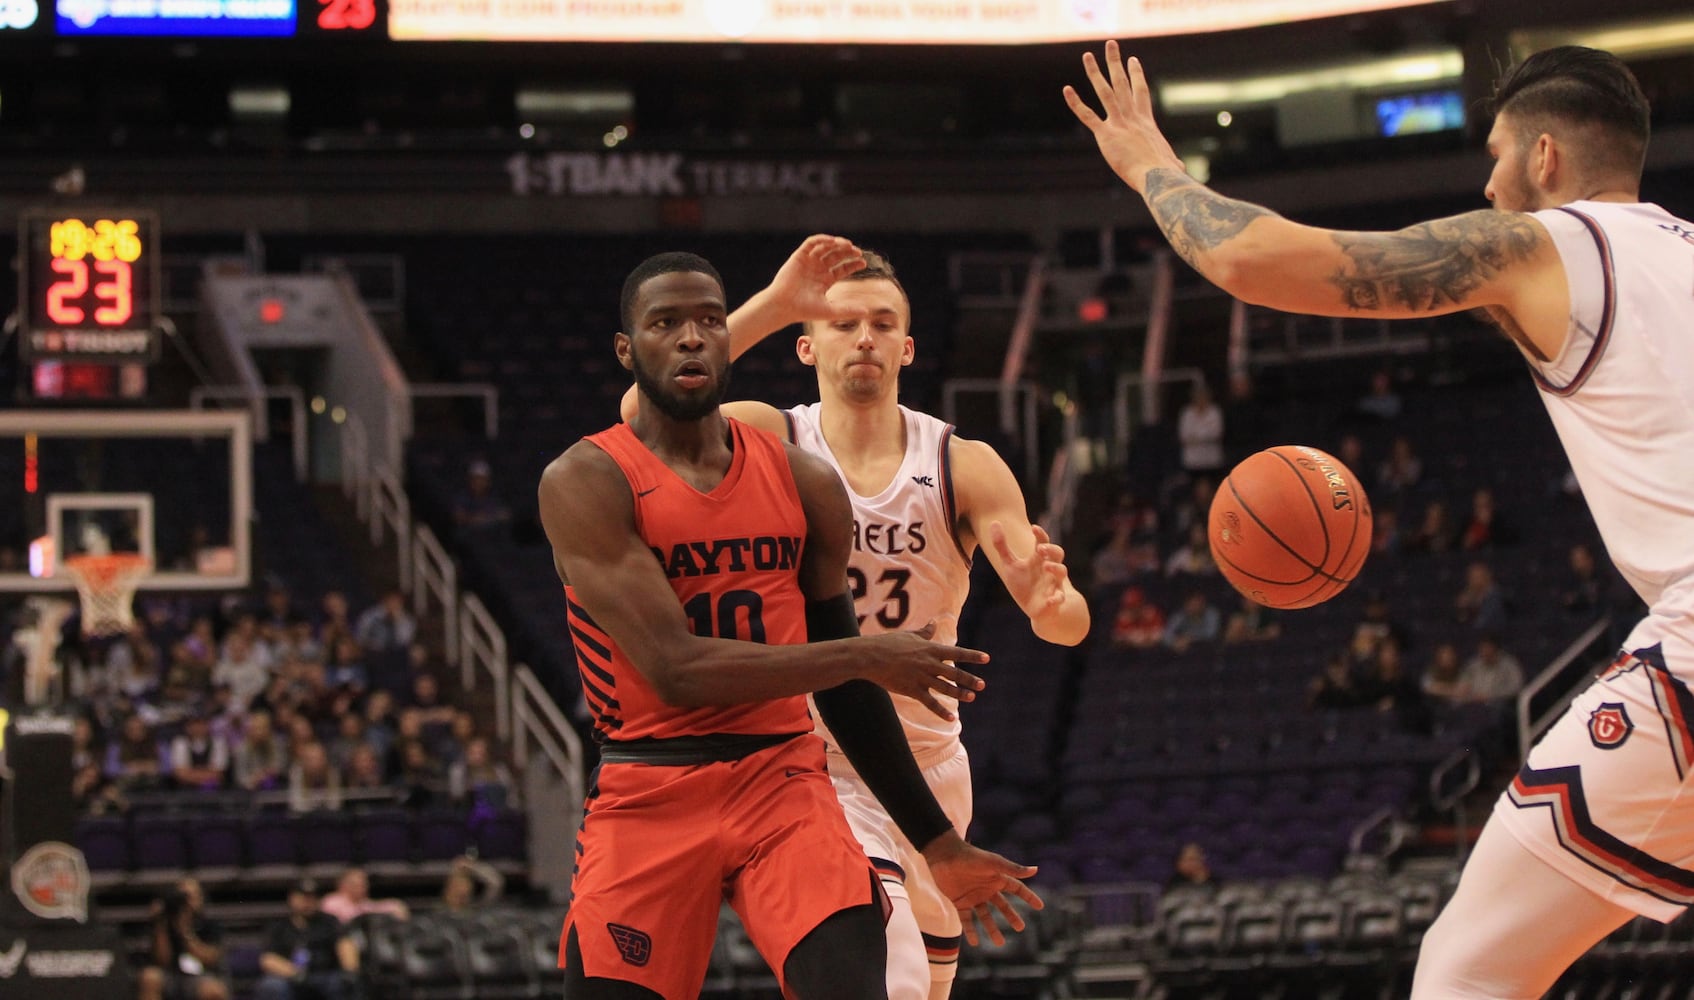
<box><xmin>17</xmin><ymin>210</ymin><xmax>160</xmax><ymax>364</ymax></box>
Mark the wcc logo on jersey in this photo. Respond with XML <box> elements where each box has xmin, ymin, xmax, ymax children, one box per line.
<box><xmin>607</xmin><ymin>923</ymin><xmax>652</xmax><ymax>966</ymax></box>
<box><xmin>1588</xmin><ymin>702</ymin><xmax>1634</xmax><ymax>749</ymax></box>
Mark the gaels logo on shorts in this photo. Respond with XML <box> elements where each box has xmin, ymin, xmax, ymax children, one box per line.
<box><xmin>1588</xmin><ymin>702</ymin><xmax>1634</xmax><ymax>749</ymax></box>
<box><xmin>607</xmin><ymin>923</ymin><xmax>652</xmax><ymax>966</ymax></box>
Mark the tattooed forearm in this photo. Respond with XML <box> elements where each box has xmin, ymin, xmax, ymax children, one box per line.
<box><xmin>1144</xmin><ymin>168</ymin><xmax>1274</xmax><ymax>270</ymax></box>
<box><xmin>1329</xmin><ymin>210</ymin><xmax>1542</xmax><ymax>312</ymax></box>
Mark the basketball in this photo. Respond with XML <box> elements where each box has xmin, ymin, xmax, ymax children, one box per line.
<box><xmin>1208</xmin><ymin>445</ymin><xmax>1373</xmax><ymax>610</ymax></box>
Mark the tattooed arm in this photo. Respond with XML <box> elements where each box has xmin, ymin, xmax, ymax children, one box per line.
<box><xmin>1066</xmin><ymin>41</ymin><xmax>1571</xmax><ymax>360</ymax></box>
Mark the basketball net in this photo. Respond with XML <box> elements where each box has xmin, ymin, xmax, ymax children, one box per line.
<box><xmin>61</xmin><ymin>553</ymin><xmax>152</xmax><ymax>638</ymax></box>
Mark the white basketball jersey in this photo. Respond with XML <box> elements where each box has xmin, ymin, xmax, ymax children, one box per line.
<box><xmin>1529</xmin><ymin>201</ymin><xmax>1694</xmax><ymax>668</ymax></box>
<box><xmin>788</xmin><ymin>402</ymin><xmax>974</xmax><ymax>762</ymax></box>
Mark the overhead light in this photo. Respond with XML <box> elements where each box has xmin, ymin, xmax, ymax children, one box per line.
<box><xmin>1514</xmin><ymin>17</ymin><xmax>1694</xmax><ymax>61</ymax></box>
<box><xmin>1159</xmin><ymin>50</ymin><xmax>1462</xmax><ymax>113</ymax></box>
<box><xmin>229</xmin><ymin>85</ymin><xmax>290</xmax><ymax>119</ymax></box>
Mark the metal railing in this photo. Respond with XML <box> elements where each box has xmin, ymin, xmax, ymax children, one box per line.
<box><xmin>514</xmin><ymin>662</ymin><xmax>586</xmax><ymax>809</ymax></box>
<box><xmin>369</xmin><ymin>466</ymin><xmax>413</xmax><ymax>592</ymax></box>
<box><xmin>188</xmin><ymin>385</ymin><xmax>308</xmax><ymax>482</ymax></box>
<box><xmin>998</xmin><ymin>254</ymin><xmax>1049</xmax><ymax>440</ymax></box>
<box><xmin>1517</xmin><ymin>617</ymin><xmax>1614</xmax><ymax>758</ymax></box>
<box><xmin>411</xmin><ymin>524</ymin><xmax>460</xmax><ymax>668</ymax></box>
<box><xmin>460</xmin><ymin>593</ymin><xmax>511</xmax><ymax>741</ymax></box>
<box><xmin>1111</xmin><ymin>367</ymin><xmax>1206</xmax><ymax>469</ymax></box>
<box><xmin>1429</xmin><ymin>747</ymin><xmax>1482</xmax><ymax>861</ymax></box>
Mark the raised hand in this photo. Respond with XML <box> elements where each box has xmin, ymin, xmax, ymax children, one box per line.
<box><xmin>987</xmin><ymin>520</ymin><xmax>1072</xmax><ymax>621</ymax></box>
<box><xmin>766</xmin><ymin>234</ymin><xmax>867</xmax><ymax>325</ymax></box>
<box><xmin>1062</xmin><ymin>39</ymin><xmax>1185</xmax><ymax>193</ymax></box>
<box><xmin>857</xmin><ymin>620</ymin><xmax>987</xmax><ymax>721</ymax></box>
<box><xmin>922</xmin><ymin>833</ymin><xmax>1044</xmax><ymax>947</ymax></box>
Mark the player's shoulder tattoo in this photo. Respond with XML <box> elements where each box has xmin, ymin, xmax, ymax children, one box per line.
<box><xmin>1328</xmin><ymin>210</ymin><xmax>1543</xmax><ymax>313</ymax></box>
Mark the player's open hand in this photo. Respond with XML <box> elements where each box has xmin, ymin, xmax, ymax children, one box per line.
<box><xmin>859</xmin><ymin>621</ymin><xmax>987</xmax><ymax>721</ymax></box>
<box><xmin>922</xmin><ymin>833</ymin><xmax>1044</xmax><ymax>947</ymax></box>
<box><xmin>987</xmin><ymin>521</ymin><xmax>1071</xmax><ymax>620</ymax></box>
<box><xmin>1063</xmin><ymin>39</ymin><xmax>1185</xmax><ymax>194</ymax></box>
<box><xmin>767</xmin><ymin>234</ymin><xmax>866</xmax><ymax>325</ymax></box>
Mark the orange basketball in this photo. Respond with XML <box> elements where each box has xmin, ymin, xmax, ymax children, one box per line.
<box><xmin>1208</xmin><ymin>445</ymin><xmax>1373</xmax><ymax>610</ymax></box>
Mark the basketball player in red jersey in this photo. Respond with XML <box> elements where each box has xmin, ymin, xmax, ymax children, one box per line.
<box><xmin>539</xmin><ymin>252</ymin><xmax>1042</xmax><ymax>1000</ymax></box>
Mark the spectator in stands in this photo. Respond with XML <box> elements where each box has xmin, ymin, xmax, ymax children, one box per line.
<box><xmin>1461</xmin><ymin>487</ymin><xmax>1518</xmax><ymax>550</ymax></box>
<box><xmin>287</xmin><ymin>740</ymin><xmax>343</xmax><ymax>813</ymax></box>
<box><xmin>405</xmin><ymin>674</ymin><xmax>457</xmax><ymax>730</ymax></box>
<box><xmin>108</xmin><ymin>623</ymin><xmax>163</xmax><ymax>700</ymax></box>
<box><xmin>175</xmin><ymin>616</ymin><xmax>219</xmax><ymax>678</ymax></box>
<box><xmin>1455</xmin><ymin>561</ymin><xmax>1508</xmax><ymax>633</ymax></box>
<box><xmin>1168</xmin><ymin>476</ymin><xmax>1216</xmax><ymax>539</ymax></box>
<box><xmin>344</xmin><ymin>745</ymin><xmax>387</xmax><ymax>793</ymax></box>
<box><xmin>213</xmin><ymin>625</ymin><xmax>271</xmax><ymax>713</ymax></box>
<box><xmin>1177</xmin><ymin>381</ymin><xmax>1226</xmax><ymax>476</ymax></box>
<box><xmin>1091</xmin><ymin>512</ymin><xmax>1155</xmax><ymax>588</ymax></box>
<box><xmin>234</xmin><ymin>710</ymin><xmax>289</xmax><ymax>792</ymax></box>
<box><xmin>276</xmin><ymin>618</ymin><xmax>324</xmax><ymax>668</ymax></box>
<box><xmin>448</xmin><ymin>736</ymin><xmax>518</xmax><ymax>810</ymax></box>
<box><xmin>1355</xmin><ymin>370</ymin><xmax>1403</xmax><ymax>422</ymax></box>
<box><xmin>257</xmin><ymin>880</ymin><xmax>359</xmax><ymax>1000</ymax></box>
<box><xmin>107</xmin><ymin>713</ymin><xmax>164</xmax><ymax>793</ymax></box>
<box><xmin>1360</xmin><ymin>638</ymin><xmax>1430</xmax><ymax>733</ymax></box>
<box><xmin>1165</xmin><ymin>523</ymin><xmax>1218</xmax><ymax>578</ymax></box>
<box><xmin>316</xmin><ymin>591</ymin><xmax>354</xmax><ymax>652</ymax></box>
<box><xmin>1163</xmin><ymin>590</ymin><xmax>1221</xmax><ymax>652</ymax></box>
<box><xmin>1166</xmin><ymin>842</ymin><xmax>1219</xmax><ymax>892</ymax></box>
<box><xmin>1376</xmin><ymin>436</ymin><xmax>1423</xmax><ymax>497</ymax></box>
<box><xmin>324</xmin><ymin>636</ymin><xmax>369</xmax><ymax>694</ymax></box>
<box><xmin>354</xmin><ymin>591</ymin><xmax>415</xmax><ymax>655</ymax></box>
<box><xmin>1309</xmin><ymin>651</ymin><xmax>1365</xmax><ymax>710</ymax></box>
<box><xmin>141</xmin><ymin>877</ymin><xmax>229</xmax><ymax>1000</ymax></box>
<box><xmin>1406</xmin><ymin>498</ymin><xmax>1456</xmax><ymax>555</ymax></box>
<box><xmin>1460</xmin><ymin>635</ymin><xmax>1526</xmax><ymax>704</ymax></box>
<box><xmin>260</xmin><ymin>583</ymin><xmax>297</xmax><ymax>634</ymax></box>
<box><xmin>1421</xmin><ymin>642</ymin><xmax>1467</xmax><ymax>705</ymax></box>
<box><xmin>1110</xmin><ymin>586</ymin><xmax>1167</xmax><ymax>649</ymax></box>
<box><xmin>441</xmin><ymin>710</ymin><xmax>479</xmax><ymax>766</ymax></box>
<box><xmin>169</xmin><ymin>714</ymin><xmax>229</xmax><ymax>790</ymax></box>
<box><xmin>327</xmin><ymin>713</ymin><xmax>370</xmax><ymax>775</ymax></box>
<box><xmin>1223</xmin><ymin>595</ymin><xmax>1281</xmax><ymax>644</ymax></box>
<box><xmin>1353</xmin><ymin>591</ymin><xmax>1411</xmax><ymax>655</ymax></box>
<box><xmin>1560</xmin><ymin>542</ymin><xmax>1606</xmax><ymax>618</ymax></box>
<box><xmin>396</xmin><ymin>739</ymin><xmax>446</xmax><ymax>809</ymax></box>
<box><xmin>71</xmin><ymin>715</ymin><xmax>124</xmax><ymax>814</ymax></box>
<box><xmin>452</xmin><ymin>458</ymin><xmax>512</xmax><ymax>534</ymax></box>
<box><xmin>1335</xmin><ymin>433</ymin><xmax>1366</xmax><ymax>481</ymax></box>
<box><xmin>321</xmin><ymin>867</ymin><xmax>410</xmax><ymax>924</ymax></box>
<box><xmin>1371</xmin><ymin>508</ymin><xmax>1403</xmax><ymax>558</ymax></box>
<box><xmin>440</xmin><ymin>854</ymin><xmax>505</xmax><ymax>914</ymax></box>
<box><xmin>361</xmin><ymin>690</ymin><xmax>398</xmax><ymax>762</ymax></box>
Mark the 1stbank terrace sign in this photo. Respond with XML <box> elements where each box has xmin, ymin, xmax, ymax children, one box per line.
<box><xmin>505</xmin><ymin>152</ymin><xmax>842</xmax><ymax>198</ymax></box>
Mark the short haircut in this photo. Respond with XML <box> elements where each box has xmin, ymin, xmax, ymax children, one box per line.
<box><xmin>619</xmin><ymin>252</ymin><xmax>724</xmax><ymax>333</ymax></box>
<box><xmin>1492</xmin><ymin>45</ymin><xmax>1650</xmax><ymax>176</ymax></box>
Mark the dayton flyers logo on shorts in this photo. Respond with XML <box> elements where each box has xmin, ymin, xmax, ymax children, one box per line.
<box><xmin>1588</xmin><ymin>702</ymin><xmax>1634</xmax><ymax>749</ymax></box>
<box><xmin>607</xmin><ymin>923</ymin><xmax>651</xmax><ymax>966</ymax></box>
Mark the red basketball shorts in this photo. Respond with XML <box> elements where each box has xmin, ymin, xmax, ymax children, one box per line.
<box><xmin>559</xmin><ymin>734</ymin><xmax>882</xmax><ymax>997</ymax></box>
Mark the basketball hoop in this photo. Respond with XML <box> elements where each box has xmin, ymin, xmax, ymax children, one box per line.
<box><xmin>61</xmin><ymin>553</ymin><xmax>152</xmax><ymax>637</ymax></box>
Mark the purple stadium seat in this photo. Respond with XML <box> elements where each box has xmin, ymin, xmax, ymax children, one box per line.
<box><xmin>73</xmin><ymin>816</ymin><xmax>131</xmax><ymax>872</ymax></box>
<box><xmin>473</xmin><ymin>810</ymin><xmax>526</xmax><ymax>861</ymax></box>
<box><xmin>300</xmin><ymin>812</ymin><xmax>356</xmax><ymax>873</ymax></box>
<box><xmin>356</xmin><ymin>809</ymin><xmax>414</xmax><ymax>866</ymax></box>
<box><xmin>246</xmin><ymin>813</ymin><xmax>302</xmax><ymax>871</ymax></box>
<box><xmin>188</xmin><ymin>816</ymin><xmax>246</xmax><ymax>870</ymax></box>
<box><xmin>132</xmin><ymin>814</ymin><xmax>191</xmax><ymax>871</ymax></box>
<box><xmin>417</xmin><ymin>811</ymin><xmax>471</xmax><ymax>861</ymax></box>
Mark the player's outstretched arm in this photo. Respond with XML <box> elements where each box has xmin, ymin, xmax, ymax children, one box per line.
<box><xmin>539</xmin><ymin>442</ymin><xmax>987</xmax><ymax>708</ymax></box>
<box><xmin>951</xmin><ymin>437</ymin><xmax>1090</xmax><ymax>646</ymax></box>
<box><xmin>1064</xmin><ymin>40</ymin><xmax>1567</xmax><ymax>358</ymax></box>
<box><xmin>618</xmin><ymin>234</ymin><xmax>865</xmax><ymax>430</ymax></box>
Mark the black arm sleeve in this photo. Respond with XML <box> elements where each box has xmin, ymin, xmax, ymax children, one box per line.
<box><xmin>807</xmin><ymin>594</ymin><xmax>954</xmax><ymax>851</ymax></box>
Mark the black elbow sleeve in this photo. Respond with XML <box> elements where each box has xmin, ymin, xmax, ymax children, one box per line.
<box><xmin>813</xmin><ymin>681</ymin><xmax>953</xmax><ymax>850</ymax></box>
<box><xmin>806</xmin><ymin>592</ymin><xmax>860</xmax><ymax>642</ymax></box>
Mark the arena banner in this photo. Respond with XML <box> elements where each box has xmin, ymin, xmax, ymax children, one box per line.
<box><xmin>393</xmin><ymin>0</ymin><xmax>1447</xmax><ymax>44</ymax></box>
<box><xmin>0</xmin><ymin>923</ymin><xmax>131</xmax><ymax>1000</ymax></box>
<box><xmin>506</xmin><ymin>152</ymin><xmax>843</xmax><ymax>198</ymax></box>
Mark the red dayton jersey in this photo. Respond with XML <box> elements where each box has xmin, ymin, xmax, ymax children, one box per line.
<box><xmin>565</xmin><ymin>419</ymin><xmax>814</xmax><ymax>742</ymax></box>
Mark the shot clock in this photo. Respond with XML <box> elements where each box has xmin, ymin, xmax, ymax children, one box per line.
<box><xmin>18</xmin><ymin>210</ymin><xmax>161</xmax><ymax>364</ymax></box>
